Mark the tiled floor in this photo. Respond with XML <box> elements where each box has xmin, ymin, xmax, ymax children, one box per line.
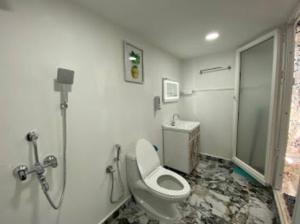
<box><xmin>105</xmin><ymin>156</ymin><xmax>280</xmax><ymax>224</ymax></box>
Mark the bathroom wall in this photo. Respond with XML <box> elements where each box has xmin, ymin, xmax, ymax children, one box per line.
<box><xmin>0</xmin><ymin>0</ymin><xmax>181</xmax><ymax>223</ymax></box>
<box><xmin>179</xmin><ymin>51</ymin><xmax>235</xmax><ymax>160</ymax></box>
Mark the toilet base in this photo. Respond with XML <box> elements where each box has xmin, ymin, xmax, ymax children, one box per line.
<box><xmin>132</xmin><ymin>189</ymin><xmax>181</xmax><ymax>223</ymax></box>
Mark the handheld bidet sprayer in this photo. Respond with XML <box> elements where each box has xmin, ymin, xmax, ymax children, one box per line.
<box><xmin>114</xmin><ymin>144</ymin><xmax>121</xmax><ymax>162</ymax></box>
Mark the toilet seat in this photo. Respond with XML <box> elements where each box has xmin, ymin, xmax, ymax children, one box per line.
<box><xmin>135</xmin><ymin>139</ymin><xmax>191</xmax><ymax>200</ymax></box>
<box><xmin>144</xmin><ymin>166</ymin><xmax>191</xmax><ymax>199</ymax></box>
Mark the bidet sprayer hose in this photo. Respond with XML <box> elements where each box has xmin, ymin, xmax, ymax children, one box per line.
<box><xmin>109</xmin><ymin>154</ymin><xmax>125</xmax><ymax>203</ymax></box>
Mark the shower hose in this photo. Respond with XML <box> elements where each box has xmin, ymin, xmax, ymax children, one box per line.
<box><xmin>42</xmin><ymin>103</ymin><xmax>68</xmax><ymax>209</ymax></box>
<box><xmin>109</xmin><ymin>159</ymin><xmax>125</xmax><ymax>203</ymax></box>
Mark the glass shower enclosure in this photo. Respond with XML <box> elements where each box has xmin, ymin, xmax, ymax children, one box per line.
<box><xmin>232</xmin><ymin>30</ymin><xmax>280</xmax><ymax>185</ymax></box>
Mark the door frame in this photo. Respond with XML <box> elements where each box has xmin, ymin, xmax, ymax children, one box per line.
<box><xmin>232</xmin><ymin>29</ymin><xmax>281</xmax><ymax>185</ymax></box>
<box><xmin>273</xmin><ymin>22</ymin><xmax>297</xmax><ymax>191</ymax></box>
<box><xmin>272</xmin><ymin>17</ymin><xmax>300</xmax><ymax>224</ymax></box>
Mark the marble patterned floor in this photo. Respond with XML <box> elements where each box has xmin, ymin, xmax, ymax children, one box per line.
<box><xmin>105</xmin><ymin>156</ymin><xmax>280</xmax><ymax>224</ymax></box>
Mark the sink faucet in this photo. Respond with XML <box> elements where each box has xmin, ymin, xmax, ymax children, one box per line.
<box><xmin>171</xmin><ymin>113</ymin><xmax>180</xmax><ymax>126</ymax></box>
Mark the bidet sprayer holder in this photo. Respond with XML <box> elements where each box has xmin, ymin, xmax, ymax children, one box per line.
<box><xmin>106</xmin><ymin>165</ymin><xmax>115</xmax><ymax>174</ymax></box>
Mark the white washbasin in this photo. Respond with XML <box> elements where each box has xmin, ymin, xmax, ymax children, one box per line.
<box><xmin>162</xmin><ymin>120</ymin><xmax>200</xmax><ymax>132</ymax></box>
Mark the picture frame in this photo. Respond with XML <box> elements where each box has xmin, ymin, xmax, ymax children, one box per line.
<box><xmin>162</xmin><ymin>78</ymin><xmax>180</xmax><ymax>103</ymax></box>
<box><xmin>123</xmin><ymin>41</ymin><xmax>144</xmax><ymax>84</ymax></box>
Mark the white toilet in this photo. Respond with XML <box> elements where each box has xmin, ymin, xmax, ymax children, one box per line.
<box><xmin>126</xmin><ymin>139</ymin><xmax>191</xmax><ymax>223</ymax></box>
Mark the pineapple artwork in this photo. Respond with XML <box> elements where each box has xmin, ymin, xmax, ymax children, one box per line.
<box><xmin>124</xmin><ymin>41</ymin><xmax>144</xmax><ymax>84</ymax></box>
<box><xmin>129</xmin><ymin>51</ymin><xmax>141</xmax><ymax>79</ymax></box>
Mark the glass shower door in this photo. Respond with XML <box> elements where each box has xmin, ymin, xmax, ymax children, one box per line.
<box><xmin>233</xmin><ymin>31</ymin><xmax>279</xmax><ymax>185</ymax></box>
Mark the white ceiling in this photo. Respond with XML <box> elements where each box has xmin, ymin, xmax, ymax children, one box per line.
<box><xmin>72</xmin><ymin>0</ymin><xmax>298</xmax><ymax>59</ymax></box>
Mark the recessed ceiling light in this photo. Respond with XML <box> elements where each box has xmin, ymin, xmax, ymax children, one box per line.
<box><xmin>205</xmin><ymin>32</ymin><xmax>219</xmax><ymax>41</ymax></box>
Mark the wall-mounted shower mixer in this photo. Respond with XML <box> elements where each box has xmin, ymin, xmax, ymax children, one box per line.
<box><xmin>13</xmin><ymin>131</ymin><xmax>58</xmax><ymax>185</ymax></box>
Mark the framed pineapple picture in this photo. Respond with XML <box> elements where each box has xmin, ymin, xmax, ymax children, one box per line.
<box><xmin>123</xmin><ymin>41</ymin><xmax>144</xmax><ymax>84</ymax></box>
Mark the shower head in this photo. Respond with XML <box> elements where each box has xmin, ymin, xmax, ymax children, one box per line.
<box><xmin>56</xmin><ymin>68</ymin><xmax>75</xmax><ymax>106</ymax></box>
<box><xmin>57</xmin><ymin>68</ymin><xmax>74</xmax><ymax>85</ymax></box>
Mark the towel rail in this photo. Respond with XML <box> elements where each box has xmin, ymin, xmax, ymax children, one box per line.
<box><xmin>200</xmin><ymin>66</ymin><xmax>231</xmax><ymax>74</ymax></box>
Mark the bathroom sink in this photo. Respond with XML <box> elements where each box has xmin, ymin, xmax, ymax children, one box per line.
<box><xmin>162</xmin><ymin>120</ymin><xmax>200</xmax><ymax>132</ymax></box>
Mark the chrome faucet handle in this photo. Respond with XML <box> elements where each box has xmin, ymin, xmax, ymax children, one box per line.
<box><xmin>43</xmin><ymin>155</ymin><xmax>58</xmax><ymax>168</ymax></box>
<box><xmin>13</xmin><ymin>165</ymin><xmax>28</xmax><ymax>181</ymax></box>
<box><xmin>26</xmin><ymin>131</ymin><xmax>39</xmax><ymax>142</ymax></box>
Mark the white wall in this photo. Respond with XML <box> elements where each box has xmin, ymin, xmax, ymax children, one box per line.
<box><xmin>179</xmin><ymin>52</ymin><xmax>235</xmax><ymax>160</ymax></box>
<box><xmin>0</xmin><ymin>0</ymin><xmax>181</xmax><ymax>223</ymax></box>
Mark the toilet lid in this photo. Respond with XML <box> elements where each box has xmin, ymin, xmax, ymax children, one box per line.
<box><xmin>136</xmin><ymin>139</ymin><xmax>161</xmax><ymax>179</ymax></box>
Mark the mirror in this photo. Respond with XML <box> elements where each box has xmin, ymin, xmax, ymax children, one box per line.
<box><xmin>162</xmin><ymin>79</ymin><xmax>179</xmax><ymax>103</ymax></box>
